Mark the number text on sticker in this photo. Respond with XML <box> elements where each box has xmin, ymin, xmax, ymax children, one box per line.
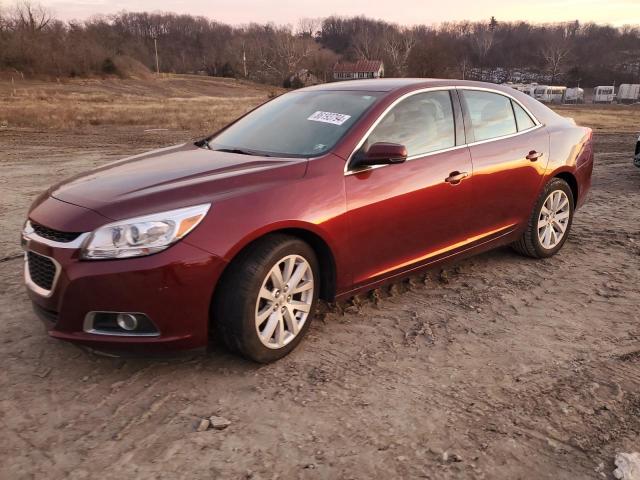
<box><xmin>307</xmin><ymin>111</ymin><xmax>351</xmax><ymax>126</ymax></box>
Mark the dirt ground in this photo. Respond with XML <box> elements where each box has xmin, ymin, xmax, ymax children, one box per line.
<box><xmin>1</xmin><ymin>78</ymin><xmax>640</xmax><ymax>479</ymax></box>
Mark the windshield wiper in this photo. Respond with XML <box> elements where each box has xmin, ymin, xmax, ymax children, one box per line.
<box><xmin>197</xmin><ymin>139</ymin><xmax>273</xmax><ymax>157</ymax></box>
<box><xmin>214</xmin><ymin>148</ymin><xmax>272</xmax><ymax>157</ymax></box>
<box><xmin>214</xmin><ymin>148</ymin><xmax>255</xmax><ymax>155</ymax></box>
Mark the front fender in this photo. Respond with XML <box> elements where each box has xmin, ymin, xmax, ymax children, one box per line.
<box><xmin>183</xmin><ymin>154</ymin><xmax>352</xmax><ymax>292</ymax></box>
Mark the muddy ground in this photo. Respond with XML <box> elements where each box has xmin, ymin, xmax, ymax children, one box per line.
<box><xmin>1</xmin><ymin>115</ymin><xmax>640</xmax><ymax>479</ymax></box>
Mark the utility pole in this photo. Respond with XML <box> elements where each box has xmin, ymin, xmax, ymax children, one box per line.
<box><xmin>242</xmin><ymin>41</ymin><xmax>247</xmax><ymax>78</ymax></box>
<box><xmin>153</xmin><ymin>36</ymin><xmax>160</xmax><ymax>76</ymax></box>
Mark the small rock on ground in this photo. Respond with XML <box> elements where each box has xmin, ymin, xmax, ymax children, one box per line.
<box><xmin>196</xmin><ymin>418</ymin><xmax>210</xmax><ymax>432</ymax></box>
<box><xmin>210</xmin><ymin>415</ymin><xmax>231</xmax><ymax>430</ymax></box>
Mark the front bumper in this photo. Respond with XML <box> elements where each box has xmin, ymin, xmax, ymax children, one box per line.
<box><xmin>23</xmin><ymin>228</ymin><xmax>227</xmax><ymax>353</ymax></box>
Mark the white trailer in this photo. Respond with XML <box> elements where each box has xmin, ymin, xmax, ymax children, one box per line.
<box><xmin>564</xmin><ymin>87</ymin><xmax>584</xmax><ymax>104</ymax></box>
<box><xmin>506</xmin><ymin>83</ymin><xmax>530</xmax><ymax>93</ymax></box>
<box><xmin>617</xmin><ymin>84</ymin><xmax>640</xmax><ymax>104</ymax></box>
<box><xmin>533</xmin><ymin>86</ymin><xmax>566</xmax><ymax>104</ymax></box>
<box><xmin>533</xmin><ymin>86</ymin><xmax>550</xmax><ymax>101</ymax></box>
<box><xmin>593</xmin><ymin>86</ymin><xmax>616</xmax><ymax>103</ymax></box>
<box><xmin>524</xmin><ymin>84</ymin><xmax>538</xmax><ymax>97</ymax></box>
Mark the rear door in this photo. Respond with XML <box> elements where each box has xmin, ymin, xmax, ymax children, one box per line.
<box><xmin>459</xmin><ymin>89</ymin><xmax>549</xmax><ymax>237</ymax></box>
<box><xmin>344</xmin><ymin>89</ymin><xmax>474</xmax><ymax>287</ymax></box>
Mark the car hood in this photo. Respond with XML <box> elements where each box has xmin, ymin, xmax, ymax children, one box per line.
<box><xmin>49</xmin><ymin>143</ymin><xmax>308</xmax><ymax>220</ymax></box>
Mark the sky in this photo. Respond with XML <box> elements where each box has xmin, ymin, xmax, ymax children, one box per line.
<box><xmin>24</xmin><ymin>0</ymin><xmax>640</xmax><ymax>26</ymax></box>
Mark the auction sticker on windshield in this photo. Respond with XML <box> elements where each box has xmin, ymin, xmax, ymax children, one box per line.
<box><xmin>307</xmin><ymin>111</ymin><xmax>351</xmax><ymax>126</ymax></box>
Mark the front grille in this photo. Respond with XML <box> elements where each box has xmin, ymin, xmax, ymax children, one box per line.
<box><xmin>31</xmin><ymin>222</ymin><xmax>81</xmax><ymax>243</ymax></box>
<box><xmin>27</xmin><ymin>252</ymin><xmax>57</xmax><ymax>291</ymax></box>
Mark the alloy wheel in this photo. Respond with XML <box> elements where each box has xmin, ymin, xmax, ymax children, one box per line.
<box><xmin>254</xmin><ymin>254</ymin><xmax>314</xmax><ymax>349</ymax></box>
<box><xmin>537</xmin><ymin>190</ymin><xmax>570</xmax><ymax>249</ymax></box>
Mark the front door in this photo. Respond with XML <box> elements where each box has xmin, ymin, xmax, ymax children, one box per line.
<box><xmin>345</xmin><ymin>90</ymin><xmax>474</xmax><ymax>288</ymax></box>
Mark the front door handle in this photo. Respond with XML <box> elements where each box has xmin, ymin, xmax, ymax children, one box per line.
<box><xmin>445</xmin><ymin>171</ymin><xmax>468</xmax><ymax>185</ymax></box>
<box><xmin>526</xmin><ymin>150</ymin><xmax>544</xmax><ymax>161</ymax></box>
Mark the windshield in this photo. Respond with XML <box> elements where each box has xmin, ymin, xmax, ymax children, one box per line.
<box><xmin>207</xmin><ymin>90</ymin><xmax>382</xmax><ymax>157</ymax></box>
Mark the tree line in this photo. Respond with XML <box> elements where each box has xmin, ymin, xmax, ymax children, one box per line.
<box><xmin>1</xmin><ymin>1</ymin><xmax>639</xmax><ymax>87</ymax></box>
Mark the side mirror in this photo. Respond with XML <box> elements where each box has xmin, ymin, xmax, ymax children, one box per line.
<box><xmin>353</xmin><ymin>142</ymin><xmax>408</xmax><ymax>168</ymax></box>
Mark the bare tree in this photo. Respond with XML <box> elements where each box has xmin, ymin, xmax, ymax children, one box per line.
<box><xmin>272</xmin><ymin>28</ymin><xmax>313</xmax><ymax>76</ymax></box>
<box><xmin>384</xmin><ymin>27</ymin><xmax>416</xmax><ymax>76</ymax></box>
<box><xmin>541</xmin><ymin>36</ymin><xmax>571</xmax><ymax>84</ymax></box>
<box><xmin>471</xmin><ymin>24</ymin><xmax>494</xmax><ymax>79</ymax></box>
<box><xmin>306</xmin><ymin>47</ymin><xmax>339</xmax><ymax>82</ymax></box>
<box><xmin>352</xmin><ymin>27</ymin><xmax>377</xmax><ymax>59</ymax></box>
<box><xmin>458</xmin><ymin>55</ymin><xmax>471</xmax><ymax>80</ymax></box>
<box><xmin>247</xmin><ymin>26</ymin><xmax>313</xmax><ymax>83</ymax></box>
<box><xmin>11</xmin><ymin>0</ymin><xmax>51</xmax><ymax>32</ymax></box>
<box><xmin>297</xmin><ymin>17</ymin><xmax>320</xmax><ymax>38</ymax></box>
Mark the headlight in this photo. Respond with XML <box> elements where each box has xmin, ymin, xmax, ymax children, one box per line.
<box><xmin>81</xmin><ymin>204</ymin><xmax>210</xmax><ymax>260</ymax></box>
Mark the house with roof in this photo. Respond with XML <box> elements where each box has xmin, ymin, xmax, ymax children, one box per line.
<box><xmin>332</xmin><ymin>60</ymin><xmax>384</xmax><ymax>81</ymax></box>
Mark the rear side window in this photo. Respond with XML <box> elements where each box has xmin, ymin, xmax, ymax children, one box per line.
<box><xmin>462</xmin><ymin>90</ymin><xmax>517</xmax><ymax>142</ymax></box>
<box><xmin>365</xmin><ymin>90</ymin><xmax>456</xmax><ymax>157</ymax></box>
<box><xmin>512</xmin><ymin>101</ymin><xmax>536</xmax><ymax>131</ymax></box>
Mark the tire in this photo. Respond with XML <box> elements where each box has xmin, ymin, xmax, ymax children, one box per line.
<box><xmin>212</xmin><ymin>234</ymin><xmax>319</xmax><ymax>363</ymax></box>
<box><xmin>512</xmin><ymin>178</ymin><xmax>575</xmax><ymax>259</ymax></box>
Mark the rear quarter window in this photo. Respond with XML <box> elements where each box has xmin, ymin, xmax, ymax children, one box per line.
<box><xmin>512</xmin><ymin>101</ymin><xmax>536</xmax><ymax>131</ymax></box>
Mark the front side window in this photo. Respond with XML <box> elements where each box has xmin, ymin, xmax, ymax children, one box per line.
<box><xmin>208</xmin><ymin>90</ymin><xmax>381</xmax><ymax>157</ymax></box>
<box><xmin>363</xmin><ymin>90</ymin><xmax>456</xmax><ymax>157</ymax></box>
<box><xmin>462</xmin><ymin>90</ymin><xmax>517</xmax><ymax>142</ymax></box>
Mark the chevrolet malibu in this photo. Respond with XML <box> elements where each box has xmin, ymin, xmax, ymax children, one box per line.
<box><xmin>23</xmin><ymin>79</ymin><xmax>594</xmax><ymax>363</ymax></box>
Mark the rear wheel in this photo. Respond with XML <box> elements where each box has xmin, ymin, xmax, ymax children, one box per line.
<box><xmin>512</xmin><ymin>178</ymin><xmax>574</xmax><ymax>258</ymax></box>
<box><xmin>213</xmin><ymin>234</ymin><xmax>319</xmax><ymax>363</ymax></box>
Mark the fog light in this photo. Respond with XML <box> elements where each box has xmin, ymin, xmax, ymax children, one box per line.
<box><xmin>84</xmin><ymin>311</ymin><xmax>160</xmax><ymax>336</ymax></box>
<box><xmin>116</xmin><ymin>313</ymin><xmax>138</xmax><ymax>331</ymax></box>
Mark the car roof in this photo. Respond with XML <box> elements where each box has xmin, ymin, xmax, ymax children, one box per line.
<box><xmin>301</xmin><ymin>78</ymin><xmax>568</xmax><ymax>127</ymax></box>
<box><xmin>301</xmin><ymin>78</ymin><xmax>440</xmax><ymax>92</ymax></box>
<box><xmin>300</xmin><ymin>78</ymin><xmax>516</xmax><ymax>93</ymax></box>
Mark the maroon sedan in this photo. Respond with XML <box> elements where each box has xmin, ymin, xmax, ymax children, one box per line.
<box><xmin>23</xmin><ymin>79</ymin><xmax>594</xmax><ymax>362</ymax></box>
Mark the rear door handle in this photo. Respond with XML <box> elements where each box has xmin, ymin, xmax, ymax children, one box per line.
<box><xmin>526</xmin><ymin>150</ymin><xmax>544</xmax><ymax>161</ymax></box>
<box><xmin>445</xmin><ymin>171</ymin><xmax>468</xmax><ymax>185</ymax></box>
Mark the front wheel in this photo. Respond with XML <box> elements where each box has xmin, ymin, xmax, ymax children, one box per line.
<box><xmin>512</xmin><ymin>178</ymin><xmax>574</xmax><ymax>258</ymax></box>
<box><xmin>213</xmin><ymin>234</ymin><xmax>319</xmax><ymax>363</ymax></box>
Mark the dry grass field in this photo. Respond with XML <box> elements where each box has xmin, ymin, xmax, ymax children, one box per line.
<box><xmin>0</xmin><ymin>76</ymin><xmax>636</xmax><ymax>134</ymax></box>
<box><xmin>0</xmin><ymin>74</ymin><xmax>280</xmax><ymax>131</ymax></box>
<box><xmin>554</xmin><ymin>104</ymin><xmax>640</xmax><ymax>134</ymax></box>
<box><xmin>1</xmin><ymin>76</ymin><xmax>639</xmax><ymax>480</ymax></box>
